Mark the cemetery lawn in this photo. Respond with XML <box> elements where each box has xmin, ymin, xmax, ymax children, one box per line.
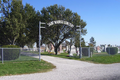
<box><xmin>0</xmin><ymin>55</ymin><xmax>56</xmax><ymax>76</ymax></box>
<box><xmin>41</xmin><ymin>52</ymin><xmax>120</xmax><ymax>64</ymax></box>
<box><xmin>81</xmin><ymin>54</ymin><xmax>120</xmax><ymax>64</ymax></box>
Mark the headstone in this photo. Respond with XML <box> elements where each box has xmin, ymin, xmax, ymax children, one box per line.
<box><xmin>51</xmin><ymin>44</ymin><xmax>55</xmax><ymax>54</ymax></box>
<box><xmin>77</xmin><ymin>48</ymin><xmax>79</xmax><ymax>56</ymax></box>
<box><xmin>46</xmin><ymin>45</ymin><xmax>50</xmax><ymax>52</ymax></box>
<box><xmin>69</xmin><ymin>45</ymin><xmax>76</xmax><ymax>56</ymax></box>
<box><xmin>69</xmin><ymin>52</ymin><xmax>73</xmax><ymax>56</ymax></box>
<box><xmin>100</xmin><ymin>44</ymin><xmax>107</xmax><ymax>52</ymax></box>
<box><xmin>96</xmin><ymin>46</ymin><xmax>101</xmax><ymax>53</ymax></box>
<box><xmin>97</xmin><ymin>50</ymin><xmax>101</xmax><ymax>53</ymax></box>
<box><xmin>66</xmin><ymin>45</ymin><xmax>68</xmax><ymax>51</ymax></box>
<box><xmin>60</xmin><ymin>44</ymin><xmax>63</xmax><ymax>53</ymax></box>
<box><xmin>70</xmin><ymin>45</ymin><xmax>76</xmax><ymax>54</ymax></box>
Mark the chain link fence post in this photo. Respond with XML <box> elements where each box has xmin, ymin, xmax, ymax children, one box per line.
<box><xmin>2</xmin><ymin>48</ymin><xmax>3</xmax><ymax>63</ymax></box>
<box><xmin>19</xmin><ymin>48</ymin><xmax>21</xmax><ymax>60</ymax></box>
<box><xmin>81</xmin><ymin>47</ymin><xmax>82</xmax><ymax>58</ymax></box>
<box><xmin>88</xmin><ymin>47</ymin><xmax>90</xmax><ymax>57</ymax></box>
<box><xmin>109</xmin><ymin>47</ymin><xmax>110</xmax><ymax>55</ymax></box>
<box><xmin>90</xmin><ymin>47</ymin><xmax>92</xmax><ymax>57</ymax></box>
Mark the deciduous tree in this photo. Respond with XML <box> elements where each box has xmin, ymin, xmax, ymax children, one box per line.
<box><xmin>41</xmin><ymin>4</ymin><xmax>87</xmax><ymax>55</ymax></box>
<box><xmin>0</xmin><ymin>0</ymin><xmax>25</xmax><ymax>45</ymax></box>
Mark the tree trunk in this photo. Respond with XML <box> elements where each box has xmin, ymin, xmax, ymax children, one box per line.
<box><xmin>53</xmin><ymin>39</ymin><xmax>65</xmax><ymax>55</ymax></box>
<box><xmin>69</xmin><ymin>45</ymin><xmax>71</xmax><ymax>55</ymax></box>
<box><xmin>55</xmin><ymin>47</ymin><xmax>58</xmax><ymax>55</ymax></box>
<box><xmin>54</xmin><ymin>44</ymin><xmax>60</xmax><ymax>55</ymax></box>
<box><xmin>11</xmin><ymin>40</ymin><xmax>15</xmax><ymax>45</ymax></box>
<box><xmin>45</xmin><ymin>44</ymin><xmax>47</xmax><ymax>52</ymax></box>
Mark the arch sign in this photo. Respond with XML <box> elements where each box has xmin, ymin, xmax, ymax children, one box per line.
<box><xmin>47</xmin><ymin>20</ymin><xmax>74</xmax><ymax>27</ymax></box>
<box><xmin>38</xmin><ymin>20</ymin><xmax>82</xmax><ymax>61</ymax></box>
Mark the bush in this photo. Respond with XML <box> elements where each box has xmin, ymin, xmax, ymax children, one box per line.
<box><xmin>106</xmin><ymin>47</ymin><xmax>118</xmax><ymax>55</ymax></box>
<box><xmin>0</xmin><ymin>45</ymin><xmax>20</xmax><ymax>60</ymax></box>
<box><xmin>82</xmin><ymin>47</ymin><xmax>94</xmax><ymax>56</ymax></box>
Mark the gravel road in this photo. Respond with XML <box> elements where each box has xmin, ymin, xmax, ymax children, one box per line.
<box><xmin>0</xmin><ymin>55</ymin><xmax>120</xmax><ymax>80</ymax></box>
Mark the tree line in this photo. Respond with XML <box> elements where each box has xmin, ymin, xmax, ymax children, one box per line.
<box><xmin>0</xmin><ymin>0</ymin><xmax>88</xmax><ymax>55</ymax></box>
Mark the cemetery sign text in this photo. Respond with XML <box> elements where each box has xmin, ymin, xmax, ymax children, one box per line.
<box><xmin>47</xmin><ymin>20</ymin><xmax>74</xmax><ymax>27</ymax></box>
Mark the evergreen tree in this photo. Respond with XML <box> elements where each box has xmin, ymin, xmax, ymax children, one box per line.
<box><xmin>89</xmin><ymin>37</ymin><xmax>96</xmax><ymax>47</ymax></box>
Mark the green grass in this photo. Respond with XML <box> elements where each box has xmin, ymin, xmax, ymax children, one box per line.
<box><xmin>21</xmin><ymin>51</ymin><xmax>120</xmax><ymax>64</ymax></box>
<box><xmin>92</xmin><ymin>52</ymin><xmax>109</xmax><ymax>56</ymax></box>
<box><xmin>0</xmin><ymin>55</ymin><xmax>56</xmax><ymax>76</ymax></box>
<box><xmin>80</xmin><ymin>52</ymin><xmax>120</xmax><ymax>64</ymax></box>
<box><xmin>41</xmin><ymin>52</ymin><xmax>89</xmax><ymax>60</ymax></box>
<box><xmin>15</xmin><ymin>54</ymin><xmax>39</xmax><ymax>61</ymax></box>
<box><xmin>21</xmin><ymin>50</ymin><xmax>39</xmax><ymax>54</ymax></box>
<box><xmin>41</xmin><ymin>52</ymin><xmax>120</xmax><ymax>64</ymax></box>
<box><xmin>81</xmin><ymin>54</ymin><xmax>120</xmax><ymax>64</ymax></box>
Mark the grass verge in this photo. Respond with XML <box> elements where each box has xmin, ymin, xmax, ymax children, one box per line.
<box><xmin>41</xmin><ymin>52</ymin><xmax>120</xmax><ymax>64</ymax></box>
<box><xmin>21</xmin><ymin>51</ymin><xmax>120</xmax><ymax>64</ymax></box>
<box><xmin>81</xmin><ymin>54</ymin><xmax>120</xmax><ymax>64</ymax></box>
<box><xmin>0</xmin><ymin>55</ymin><xmax>56</xmax><ymax>76</ymax></box>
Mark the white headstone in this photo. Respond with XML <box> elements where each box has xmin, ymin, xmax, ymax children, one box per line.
<box><xmin>97</xmin><ymin>50</ymin><xmax>101</xmax><ymax>53</ymax></box>
<box><xmin>69</xmin><ymin>45</ymin><xmax>76</xmax><ymax>56</ymax></box>
<box><xmin>71</xmin><ymin>45</ymin><xmax>76</xmax><ymax>54</ymax></box>
<box><xmin>60</xmin><ymin>44</ymin><xmax>63</xmax><ymax>53</ymax></box>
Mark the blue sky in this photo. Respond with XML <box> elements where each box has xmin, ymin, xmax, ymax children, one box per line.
<box><xmin>22</xmin><ymin>0</ymin><xmax>120</xmax><ymax>46</ymax></box>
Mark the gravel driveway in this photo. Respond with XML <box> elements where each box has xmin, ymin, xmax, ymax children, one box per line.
<box><xmin>0</xmin><ymin>55</ymin><xmax>120</xmax><ymax>80</ymax></box>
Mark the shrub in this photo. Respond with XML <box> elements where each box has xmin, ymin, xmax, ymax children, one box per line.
<box><xmin>106</xmin><ymin>47</ymin><xmax>118</xmax><ymax>55</ymax></box>
<box><xmin>0</xmin><ymin>45</ymin><xmax>20</xmax><ymax>60</ymax></box>
<box><xmin>82</xmin><ymin>47</ymin><xmax>94</xmax><ymax>56</ymax></box>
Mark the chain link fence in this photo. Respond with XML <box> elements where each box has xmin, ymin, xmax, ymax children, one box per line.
<box><xmin>0</xmin><ymin>48</ymin><xmax>42</xmax><ymax>63</ymax></box>
<box><xmin>0</xmin><ymin>47</ymin><xmax>95</xmax><ymax>63</ymax></box>
<box><xmin>0</xmin><ymin>47</ymin><xmax>119</xmax><ymax>63</ymax></box>
<box><xmin>92</xmin><ymin>47</ymin><xmax>120</xmax><ymax>56</ymax></box>
<box><xmin>81</xmin><ymin>47</ymin><xmax>94</xmax><ymax>58</ymax></box>
<box><xmin>73</xmin><ymin>47</ymin><xmax>94</xmax><ymax>58</ymax></box>
<box><xmin>75</xmin><ymin>47</ymin><xmax>120</xmax><ymax>58</ymax></box>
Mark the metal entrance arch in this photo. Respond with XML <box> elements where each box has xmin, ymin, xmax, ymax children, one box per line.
<box><xmin>39</xmin><ymin>20</ymin><xmax>82</xmax><ymax>61</ymax></box>
<box><xmin>47</xmin><ymin>20</ymin><xmax>74</xmax><ymax>27</ymax></box>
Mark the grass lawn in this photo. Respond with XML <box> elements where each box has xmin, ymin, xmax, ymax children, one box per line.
<box><xmin>93</xmin><ymin>52</ymin><xmax>109</xmax><ymax>55</ymax></box>
<box><xmin>41</xmin><ymin>52</ymin><xmax>120</xmax><ymax>64</ymax></box>
<box><xmin>0</xmin><ymin>55</ymin><xmax>56</xmax><ymax>76</ymax></box>
<box><xmin>81</xmin><ymin>53</ymin><xmax>120</xmax><ymax>64</ymax></box>
<box><xmin>42</xmin><ymin>52</ymin><xmax>80</xmax><ymax>59</ymax></box>
<box><xmin>21</xmin><ymin>50</ymin><xmax>39</xmax><ymax>54</ymax></box>
<box><xmin>21</xmin><ymin>51</ymin><xmax>120</xmax><ymax>64</ymax></box>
